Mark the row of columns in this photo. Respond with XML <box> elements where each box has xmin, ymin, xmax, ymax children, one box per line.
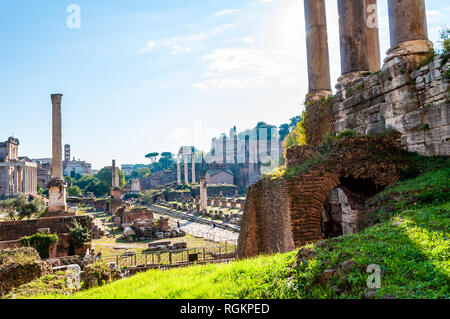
<box><xmin>304</xmin><ymin>0</ymin><xmax>432</xmax><ymax>96</ymax></box>
<box><xmin>4</xmin><ymin>164</ymin><xmax>37</xmax><ymax>196</ymax></box>
<box><xmin>177</xmin><ymin>150</ymin><xmax>196</xmax><ymax>185</ymax></box>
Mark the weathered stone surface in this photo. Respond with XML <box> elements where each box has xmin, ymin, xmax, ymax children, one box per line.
<box><xmin>334</xmin><ymin>54</ymin><xmax>450</xmax><ymax>157</ymax></box>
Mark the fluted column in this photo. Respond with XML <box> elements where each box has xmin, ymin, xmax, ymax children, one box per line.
<box><xmin>385</xmin><ymin>0</ymin><xmax>432</xmax><ymax>65</ymax></box>
<box><xmin>337</xmin><ymin>0</ymin><xmax>370</xmax><ymax>87</ymax></box>
<box><xmin>177</xmin><ymin>153</ymin><xmax>181</xmax><ymax>184</ymax></box>
<box><xmin>184</xmin><ymin>153</ymin><xmax>189</xmax><ymax>185</ymax></box>
<box><xmin>13</xmin><ymin>167</ymin><xmax>18</xmax><ymax>196</ymax></box>
<box><xmin>304</xmin><ymin>0</ymin><xmax>331</xmax><ymax>100</ymax></box>
<box><xmin>365</xmin><ymin>0</ymin><xmax>381</xmax><ymax>72</ymax></box>
<box><xmin>191</xmin><ymin>152</ymin><xmax>196</xmax><ymax>184</ymax></box>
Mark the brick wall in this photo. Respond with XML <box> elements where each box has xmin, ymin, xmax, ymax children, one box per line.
<box><xmin>238</xmin><ymin>133</ymin><xmax>408</xmax><ymax>258</ymax></box>
<box><xmin>237</xmin><ymin>177</ymin><xmax>294</xmax><ymax>258</ymax></box>
<box><xmin>122</xmin><ymin>208</ymin><xmax>154</xmax><ymax>224</ymax></box>
<box><xmin>0</xmin><ymin>215</ymin><xmax>92</xmax><ymax>242</ymax></box>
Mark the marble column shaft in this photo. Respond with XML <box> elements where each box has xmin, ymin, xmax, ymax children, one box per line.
<box><xmin>365</xmin><ymin>0</ymin><xmax>381</xmax><ymax>72</ymax></box>
<box><xmin>191</xmin><ymin>153</ymin><xmax>196</xmax><ymax>184</ymax></box>
<box><xmin>304</xmin><ymin>0</ymin><xmax>331</xmax><ymax>95</ymax></box>
<box><xmin>184</xmin><ymin>154</ymin><xmax>189</xmax><ymax>185</ymax></box>
<box><xmin>388</xmin><ymin>0</ymin><xmax>428</xmax><ymax>48</ymax></box>
<box><xmin>51</xmin><ymin>94</ymin><xmax>63</xmax><ymax>180</ymax></box>
<box><xmin>177</xmin><ymin>153</ymin><xmax>181</xmax><ymax>184</ymax></box>
<box><xmin>337</xmin><ymin>0</ymin><xmax>370</xmax><ymax>76</ymax></box>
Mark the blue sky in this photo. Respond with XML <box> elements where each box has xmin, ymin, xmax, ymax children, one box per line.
<box><xmin>0</xmin><ymin>0</ymin><xmax>448</xmax><ymax>169</ymax></box>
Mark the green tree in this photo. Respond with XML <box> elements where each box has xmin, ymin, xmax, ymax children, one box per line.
<box><xmin>75</xmin><ymin>174</ymin><xmax>99</xmax><ymax>190</ymax></box>
<box><xmin>0</xmin><ymin>196</ymin><xmax>45</xmax><ymax>220</ymax></box>
<box><xmin>439</xmin><ymin>27</ymin><xmax>450</xmax><ymax>54</ymax></box>
<box><xmin>279</xmin><ymin>124</ymin><xmax>290</xmax><ymax>142</ymax></box>
<box><xmin>289</xmin><ymin>116</ymin><xmax>302</xmax><ymax>129</ymax></box>
<box><xmin>161</xmin><ymin>152</ymin><xmax>173</xmax><ymax>159</ymax></box>
<box><xmin>97</xmin><ymin>167</ymin><xmax>125</xmax><ymax>188</ymax></box>
<box><xmin>145</xmin><ymin>152</ymin><xmax>160</xmax><ymax>163</ymax></box>
<box><xmin>19</xmin><ymin>198</ymin><xmax>45</xmax><ymax>220</ymax></box>
<box><xmin>64</xmin><ymin>176</ymin><xmax>74</xmax><ymax>187</ymax></box>
<box><xmin>85</xmin><ymin>181</ymin><xmax>110</xmax><ymax>197</ymax></box>
<box><xmin>68</xmin><ymin>185</ymin><xmax>82</xmax><ymax>197</ymax></box>
<box><xmin>37</xmin><ymin>183</ymin><xmax>45</xmax><ymax>196</ymax></box>
<box><xmin>282</xmin><ymin>122</ymin><xmax>307</xmax><ymax>151</ymax></box>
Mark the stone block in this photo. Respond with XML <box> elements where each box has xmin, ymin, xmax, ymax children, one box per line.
<box><xmin>401</xmin><ymin>111</ymin><xmax>423</xmax><ymax>131</ymax></box>
<box><xmin>401</xmin><ymin>131</ymin><xmax>425</xmax><ymax>146</ymax></box>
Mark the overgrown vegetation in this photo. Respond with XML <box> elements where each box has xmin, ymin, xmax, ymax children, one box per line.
<box><xmin>81</xmin><ymin>261</ymin><xmax>122</xmax><ymax>289</ymax></box>
<box><xmin>6</xmin><ymin>271</ymin><xmax>76</xmax><ymax>299</ymax></box>
<box><xmin>67</xmin><ymin>220</ymin><xmax>90</xmax><ymax>248</ymax></box>
<box><xmin>19</xmin><ymin>232</ymin><xmax>58</xmax><ymax>259</ymax></box>
<box><xmin>33</xmin><ymin>165</ymin><xmax>449</xmax><ymax>299</ymax></box>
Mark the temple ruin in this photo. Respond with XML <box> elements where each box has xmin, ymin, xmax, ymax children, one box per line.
<box><xmin>0</xmin><ymin>137</ymin><xmax>37</xmax><ymax>197</ymax></box>
<box><xmin>177</xmin><ymin>146</ymin><xmax>196</xmax><ymax>185</ymax></box>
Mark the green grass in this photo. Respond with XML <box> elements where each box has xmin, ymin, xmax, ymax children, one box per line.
<box><xmin>22</xmin><ymin>168</ymin><xmax>450</xmax><ymax>299</ymax></box>
<box><xmin>32</xmin><ymin>253</ymin><xmax>296</xmax><ymax>299</ymax></box>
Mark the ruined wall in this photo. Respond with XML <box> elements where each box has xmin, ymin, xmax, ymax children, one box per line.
<box><xmin>334</xmin><ymin>54</ymin><xmax>449</xmax><ymax>156</ymax></box>
<box><xmin>237</xmin><ymin>178</ymin><xmax>294</xmax><ymax>258</ymax></box>
<box><xmin>122</xmin><ymin>208</ymin><xmax>154</xmax><ymax>224</ymax></box>
<box><xmin>238</xmin><ymin>133</ymin><xmax>408</xmax><ymax>258</ymax></box>
<box><xmin>0</xmin><ymin>215</ymin><xmax>92</xmax><ymax>242</ymax></box>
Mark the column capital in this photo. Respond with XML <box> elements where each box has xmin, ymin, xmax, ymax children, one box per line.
<box><xmin>51</xmin><ymin>94</ymin><xmax>63</xmax><ymax>104</ymax></box>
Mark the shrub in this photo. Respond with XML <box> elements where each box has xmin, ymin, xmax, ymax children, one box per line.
<box><xmin>82</xmin><ymin>262</ymin><xmax>121</xmax><ymax>289</ymax></box>
<box><xmin>67</xmin><ymin>220</ymin><xmax>91</xmax><ymax>248</ymax></box>
<box><xmin>19</xmin><ymin>232</ymin><xmax>58</xmax><ymax>259</ymax></box>
<box><xmin>68</xmin><ymin>185</ymin><xmax>82</xmax><ymax>197</ymax></box>
<box><xmin>439</xmin><ymin>27</ymin><xmax>449</xmax><ymax>54</ymax></box>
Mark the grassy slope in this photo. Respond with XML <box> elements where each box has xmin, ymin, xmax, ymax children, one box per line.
<box><xmin>33</xmin><ymin>168</ymin><xmax>449</xmax><ymax>299</ymax></box>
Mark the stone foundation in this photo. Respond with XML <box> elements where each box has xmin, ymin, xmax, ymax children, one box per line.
<box><xmin>334</xmin><ymin>54</ymin><xmax>449</xmax><ymax>156</ymax></box>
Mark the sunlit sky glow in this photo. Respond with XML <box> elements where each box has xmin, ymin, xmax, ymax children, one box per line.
<box><xmin>0</xmin><ymin>0</ymin><xmax>448</xmax><ymax>169</ymax></box>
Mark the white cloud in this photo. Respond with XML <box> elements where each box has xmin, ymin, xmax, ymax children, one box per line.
<box><xmin>171</xmin><ymin>45</ymin><xmax>192</xmax><ymax>55</ymax></box>
<box><xmin>193</xmin><ymin>48</ymin><xmax>305</xmax><ymax>89</ymax></box>
<box><xmin>140</xmin><ymin>23</ymin><xmax>236</xmax><ymax>54</ymax></box>
<box><xmin>215</xmin><ymin>9</ymin><xmax>239</xmax><ymax>16</ymax></box>
<box><xmin>224</xmin><ymin>37</ymin><xmax>255</xmax><ymax>44</ymax></box>
<box><xmin>426</xmin><ymin>10</ymin><xmax>441</xmax><ymax>23</ymax></box>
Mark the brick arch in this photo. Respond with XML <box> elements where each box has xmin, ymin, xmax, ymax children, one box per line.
<box><xmin>286</xmin><ymin>169</ymin><xmax>340</xmax><ymax>247</ymax></box>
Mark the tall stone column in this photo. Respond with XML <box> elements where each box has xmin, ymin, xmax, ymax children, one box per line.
<box><xmin>17</xmin><ymin>166</ymin><xmax>23</xmax><ymax>194</ymax></box>
<box><xmin>48</xmin><ymin>94</ymin><xmax>67</xmax><ymax>213</ymax></box>
<box><xmin>112</xmin><ymin>160</ymin><xmax>119</xmax><ymax>188</ymax></box>
<box><xmin>177</xmin><ymin>153</ymin><xmax>181</xmax><ymax>185</ymax></box>
<box><xmin>5</xmin><ymin>166</ymin><xmax>10</xmax><ymax>196</ymax></box>
<box><xmin>200</xmin><ymin>178</ymin><xmax>207</xmax><ymax>212</ymax></box>
<box><xmin>304</xmin><ymin>0</ymin><xmax>332</xmax><ymax>100</ymax></box>
<box><xmin>365</xmin><ymin>0</ymin><xmax>381</xmax><ymax>72</ymax></box>
<box><xmin>385</xmin><ymin>0</ymin><xmax>432</xmax><ymax>66</ymax></box>
<box><xmin>191</xmin><ymin>152</ymin><xmax>196</xmax><ymax>184</ymax></box>
<box><xmin>13</xmin><ymin>167</ymin><xmax>18</xmax><ymax>196</ymax></box>
<box><xmin>184</xmin><ymin>153</ymin><xmax>189</xmax><ymax>185</ymax></box>
<box><xmin>337</xmin><ymin>0</ymin><xmax>370</xmax><ymax>88</ymax></box>
<box><xmin>22</xmin><ymin>166</ymin><xmax>26</xmax><ymax>194</ymax></box>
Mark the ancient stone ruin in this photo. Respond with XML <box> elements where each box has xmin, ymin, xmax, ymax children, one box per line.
<box><xmin>238</xmin><ymin>0</ymin><xmax>449</xmax><ymax>258</ymax></box>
